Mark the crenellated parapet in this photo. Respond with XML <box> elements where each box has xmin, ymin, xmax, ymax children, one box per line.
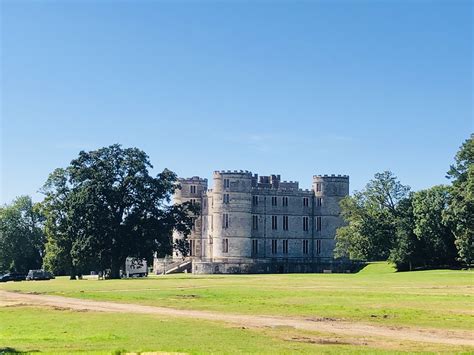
<box><xmin>312</xmin><ymin>174</ymin><xmax>349</xmax><ymax>197</ymax></box>
<box><xmin>174</xmin><ymin>176</ymin><xmax>208</xmax><ymax>204</ymax></box>
<box><xmin>171</xmin><ymin>169</ymin><xmax>350</xmax><ymax>267</ymax></box>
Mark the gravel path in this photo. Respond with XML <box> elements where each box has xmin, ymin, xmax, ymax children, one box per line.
<box><xmin>1</xmin><ymin>290</ymin><xmax>472</xmax><ymax>347</ymax></box>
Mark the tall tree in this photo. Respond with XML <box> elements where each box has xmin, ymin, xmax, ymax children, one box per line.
<box><xmin>42</xmin><ymin>145</ymin><xmax>197</xmax><ymax>278</ymax></box>
<box><xmin>335</xmin><ymin>171</ymin><xmax>410</xmax><ymax>261</ymax></box>
<box><xmin>389</xmin><ymin>194</ymin><xmax>420</xmax><ymax>271</ymax></box>
<box><xmin>0</xmin><ymin>196</ymin><xmax>44</xmax><ymax>273</ymax></box>
<box><xmin>446</xmin><ymin>134</ymin><xmax>473</xmax><ymax>265</ymax></box>
<box><xmin>390</xmin><ymin>186</ymin><xmax>457</xmax><ymax>271</ymax></box>
<box><xmin>412</xmin><ymin>185</ymin><xmax>456</xmax><ymax>267</ymax></box>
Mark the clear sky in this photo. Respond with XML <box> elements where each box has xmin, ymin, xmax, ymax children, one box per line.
<box><xmin>1</xmin><ymin>0</ymin><xmax>472</xmax><ymax>204</ymax></box>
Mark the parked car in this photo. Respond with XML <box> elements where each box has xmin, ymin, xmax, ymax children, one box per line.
<box><xmin>26</xmin><ymin>270</ymin><xmax>55</xmax><ymax>281</ymax></box>
<box><xmin>0</xmin><ymin>272</ymin><xmax>26</xmax><ymax>282</ymax></box>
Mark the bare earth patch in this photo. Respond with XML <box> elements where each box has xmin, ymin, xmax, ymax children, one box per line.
<box><xmin>1</xmin><ymin>290</ymin><xmax>472</xmax><ymax>347</ymax></box>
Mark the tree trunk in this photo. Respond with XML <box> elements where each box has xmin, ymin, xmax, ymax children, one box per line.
<box><xmin>69</xmin><ymin>266</ymin><xmax>77</xmax><ymax>280</ymax></box>
<box><xmin>110</xmin><ymin>255</ymin><xmax>122</xmax><ymax>279</ymax></box>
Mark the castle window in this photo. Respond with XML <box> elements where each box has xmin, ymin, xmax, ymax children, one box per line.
<box><xmin>317</xmin><ymin>197</ymin><xmax>322</xmax><ymax>206</ymax></box>
<box><xmin>271</xmin><ymin>215</ymin><xmax>278</xmax><ymax>230</ymax></box>
<box><xmin>223</xmin><ymin>238</ymin><xmax>229</xmax><ymax>253</ymax></box>
<box><xmin>252</xmin><ymin>239</ymin><xmax>258</xmax><ymax>256</ymax></box>
<box><xmin>252</xmin><ymin>196</ymin><xmax>259</xmax><ymax>206</ymax></box>
<box><xmin>303</xmin><ymin>239</ymin><xmax>309</xmax><ymax>254</ymax></box>
<box><xmin>271</xmin><ymin>239</ymin><xmax>278</xmax><ymax>254</ymax></box>
<box><xmin>190</xmin><ymin>185</ymin><xmax>197</xmax><ymax>194</ymax></box>
<box><xmin>316</xmin><ymin>183</ymin><xmax>322</xmax><ymax>192</ymax></box>
<box><xmin>283</xmin><ymin>216</ymin><xmax>289</xmax><ymax>231</ymax></box>
<box><xmin>223</xmin><ymin>194</ymin><xmax>230</xmax><ymax>204</ymax></box>
<box><xmin>282</xmin><ymin>197</ymin><xmax>288</xmax><ymax>206</ymax></box>
<box><xmin>316</xmin><ymin>216</ymin><xmax>322</xmax><ymax>231</ymax></box>
<box><xmin>252</xmin><ymin>215</ymin><xmax>258</xmax><ymax>230</ymax></box>
<box><xmin>211</xmin><ymin>215</ymin><xmax>213</xmax><ymax>230</ymax></box>
<box><xmin>303</xmin><ymin>197</ymin><xmax>309</xmax><ymax>207</ymax></box>
<box><xmin>190</xmin><ymin>199</ymin><xmax>196</xmax><ymax>205</ymax></box>
<box><xmin>282</xmin><ymin>240</ymin><xmax>289</xmax><ymax>254</ymax></box>
<box><xmin>303</xmin><ymin>216</ymin><xmax>309</xmax><ymax>232</ymax></box>
<box><xmin>191</xmin><ymin>217</ymin><xmax>196</xmax><ymax>231</ymax></box>
<box><xmin>271</xmin><ymin>196</ymin><xmax>277</xmax><ymax>206</ymax></box>
<box><xmin>316</xmin><ymin>239</ymin><xmax>321</xmax><ymax>255</ymax></box>
<box><xmin>223</xmin><ymin>213</ymin><xmax>229</xmax><ymax>229</ymax></box>
<box><xmin>224</xmin><ymin>178</ymin><xmax>230</xmax><ymax>189</ymax></box>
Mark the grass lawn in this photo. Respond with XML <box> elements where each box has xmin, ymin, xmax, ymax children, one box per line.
<box><xmin>1</xmin><ymin>263</ymin><xmax>472</xmax><ymax>331</ymax></box>
<box><xmin>1</xmin><ymin>306</ymin><xmax>342</xmax><ymax>354</ymax></box>
<box><xmin>1</xmin><ymin>306</ymin><xmax>472</xmax><ymax>354</ymax></box>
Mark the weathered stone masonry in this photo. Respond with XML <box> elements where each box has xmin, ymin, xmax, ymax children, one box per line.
<box><xmin>172</xmin><ymin>170</ymin><xmax>349</xmax><ymax>274</ymax></box>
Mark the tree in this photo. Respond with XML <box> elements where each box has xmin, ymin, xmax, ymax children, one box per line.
<box><xmin>0</xmin><ymin>196</ymin><xmax>44</xmax><ymax>273</ymax></box>
<box><xmin>390</xmin><ymin>186</ymin><xmax>457</xmax><ymax>271</ymax></box>
<box><xmin>335</xmin><ymin>171</ymin><xmax>410</xmax><ymax>261</ymax></box>
<box><xmin>389</xmin><ymin>194</ymin><xmax>420</xmax><ymax>271</ymax></box>
<box><xmin>446</xmin><ymin>134</ymin><xmax>474</xmax><ymax>265</ymax></box>
<box><xmin>412</xmin><ymin>185</ymin><xmax>456</xmax><ymax>267</ymax></box>
<box><xmin>42</xmin><ymin>144</ymin><xmax>197</xmax><ymax>279</ymax></box>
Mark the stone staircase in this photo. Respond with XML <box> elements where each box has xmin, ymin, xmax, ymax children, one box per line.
<box><xmin>154</xmin><ymin>258</ymin><xmax>192</xmax><ymax>275</ymax></box>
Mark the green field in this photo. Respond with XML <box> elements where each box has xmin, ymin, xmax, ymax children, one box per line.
<box><xmin>1</xmin><ymin>263</ymin><xmax>473</xmax><ymax>354</ymax></box>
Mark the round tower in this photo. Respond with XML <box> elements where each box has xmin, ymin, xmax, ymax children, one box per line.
<box><xmin>211</xmin><ymin>170</ymin><xmax>252</xmax><ymax>260</ymax></box>
<box><xmin>312</xmin><ymin>174</ymin><xmax>350</xmax><ymax>257</ymax></box>
<box><xmin>312</xmin><ymin>175</ymin><xmax>349</xmax><ymax>214</ymax></box>
<box><xmin>172</xmin><ymin>176</ymin><xmax>208</xmax><ymax>259</ymax></box>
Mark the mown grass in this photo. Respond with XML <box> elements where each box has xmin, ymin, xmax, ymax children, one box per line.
<box><xmin>0</xmin><ymin>306</ymin><xmax>337</xmax><ymax>354</ymax></box>
<box><xmin>1</xmin><ymin>263</ymin><xmax>472</xmax><ymax>331</ymax></box>
<box><xmin>1</xmin><ymin>306</ymin><xmax>472</xmax><ymax>354</ymax></box>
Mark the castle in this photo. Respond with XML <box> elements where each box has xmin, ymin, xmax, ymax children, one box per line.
<box><xmin>172</xmin><ymin>170</ymin><xmax>349</xmax><ymax>274</ymax></box>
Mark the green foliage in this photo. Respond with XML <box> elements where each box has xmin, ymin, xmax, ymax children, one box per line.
<box><xmin>446</xmin><ymin>134</ymin><xmax>474</xmax><ymax>265</ymax></box>
<box><xmin>335</xmin><ymin>171</ymin><xmax>410</xmax><ymax>261</ymax></box>
<box><xmin>41</xmin><ymin>144</ymin><xmax>198</xmax><ymax>278</ymax></box>
<box><xmin>388</xmin><ymin>195</ymin><xmax>419</xmax><ymax>271</ymax></box>
<box><xmin>0</xmin><ymin>196</ymin><xmax>44</xmax><ymax>273</ymax></box>
<box><xmin>412</xmin><ymin>185</ymin><xmax>456</xmax><ymax>265</ymax></box>
<box><xmin>337</xmin><ymin>134</ymin><xmax>473</xmax><ymax>271</ymax></box>
<box><xmin>390</xmin><ymin>186</ymin><xmax>457</xmax><ymax>271</ymax></box>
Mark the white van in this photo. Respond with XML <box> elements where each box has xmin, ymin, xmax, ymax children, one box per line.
<box><xmin>124</xmin><ymin>258</ymin><xmax>147</xmax><ymax>278</ymax></box>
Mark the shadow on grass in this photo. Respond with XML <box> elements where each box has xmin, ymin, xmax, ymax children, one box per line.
<box><xmin>0</xmin><ymin>348</ymin><xmax>39</xmax><ymax>354</ymax></box>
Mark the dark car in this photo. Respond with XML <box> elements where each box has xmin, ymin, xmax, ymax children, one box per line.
<box><xmin>0</xmin><ymin>272</ymin><xmax>26</xmax><ymax>282</ymax></box>
<box><xmin>26</xmin><ymin>270</ymin><xmax>55</xmax><ymax>281</ymax></box>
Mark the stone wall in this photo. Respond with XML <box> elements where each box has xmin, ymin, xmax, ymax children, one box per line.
<box><xmin>171</xmin><ymin>170</ymin><xmax>350</xmax><ymax>273</ymax></box>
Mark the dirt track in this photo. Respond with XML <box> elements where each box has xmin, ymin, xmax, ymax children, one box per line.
<box><xmin>1</xmin><ymin>290</ymin><xmax>472</xmax><ymax>347</ymax></box>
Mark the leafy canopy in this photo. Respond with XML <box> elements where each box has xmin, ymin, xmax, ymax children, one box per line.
<box><xmin>0</xmin><ymin>196</ymin><xmax>44</xmax><ymax>273</ymax></box>
<box><xmin>41</xmin><ymin>144</ymin><xmax>197</xmax><ymax>278</ymax></box>
<box><xmin>445</xmin><ymin>134</ymin><xmax>473</xmax><ymax>265</ymax></box>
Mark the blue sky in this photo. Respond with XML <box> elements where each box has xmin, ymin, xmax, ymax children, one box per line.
<box><xmin>1</xmin><ymin>0</ymin><xmax>472</xmax><ymax>204</ymax></box>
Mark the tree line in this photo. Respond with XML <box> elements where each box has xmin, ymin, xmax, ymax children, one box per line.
<box><xmin>0</xmin><ymin>136</ymin><xmax>472</xmax><ymax>276</ymax></box>
<box><xmin>335</xmin><ymin>134</ymin><xmax>473</xmax><ymax>271</ymax></box>
<box><xmin>0</xmin><ymin>145</ymin><xmax>197</xmax><ymax>279</ymax></box>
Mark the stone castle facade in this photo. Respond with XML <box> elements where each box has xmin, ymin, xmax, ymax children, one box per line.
<box><xmin>173</xmin><ymin>170</ymin><xmax>349</xmax><ymax>274</ymax></box>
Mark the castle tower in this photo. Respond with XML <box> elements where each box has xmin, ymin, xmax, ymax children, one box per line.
<box><xmin>312</xmin><ymin>175</ymin><xmax>349</xmax><ymax>257</ymax></box>
<box><xmin>172</xmin><ymin>176</ymin><xmax>208</xmax><ymax>259</ymax></box>
<box><xmin>211</xmin><ymin>170</ymin><xmax>253</xmax><ymax>260</ymax></box>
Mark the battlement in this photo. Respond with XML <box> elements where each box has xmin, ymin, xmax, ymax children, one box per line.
<box><xmin>213</xmin><ymin>170</ymin><xmax>253</xmax><ymax>177</ymax></box>
<box><xmin>178</xmin><ymin>176</ymin><xmax>208</xmax><ymax>184</ymax></box>
<box><xmin>313</xmin><ymin>174</ymin><xmax>349</xmax><ymax>179</ymax></box>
